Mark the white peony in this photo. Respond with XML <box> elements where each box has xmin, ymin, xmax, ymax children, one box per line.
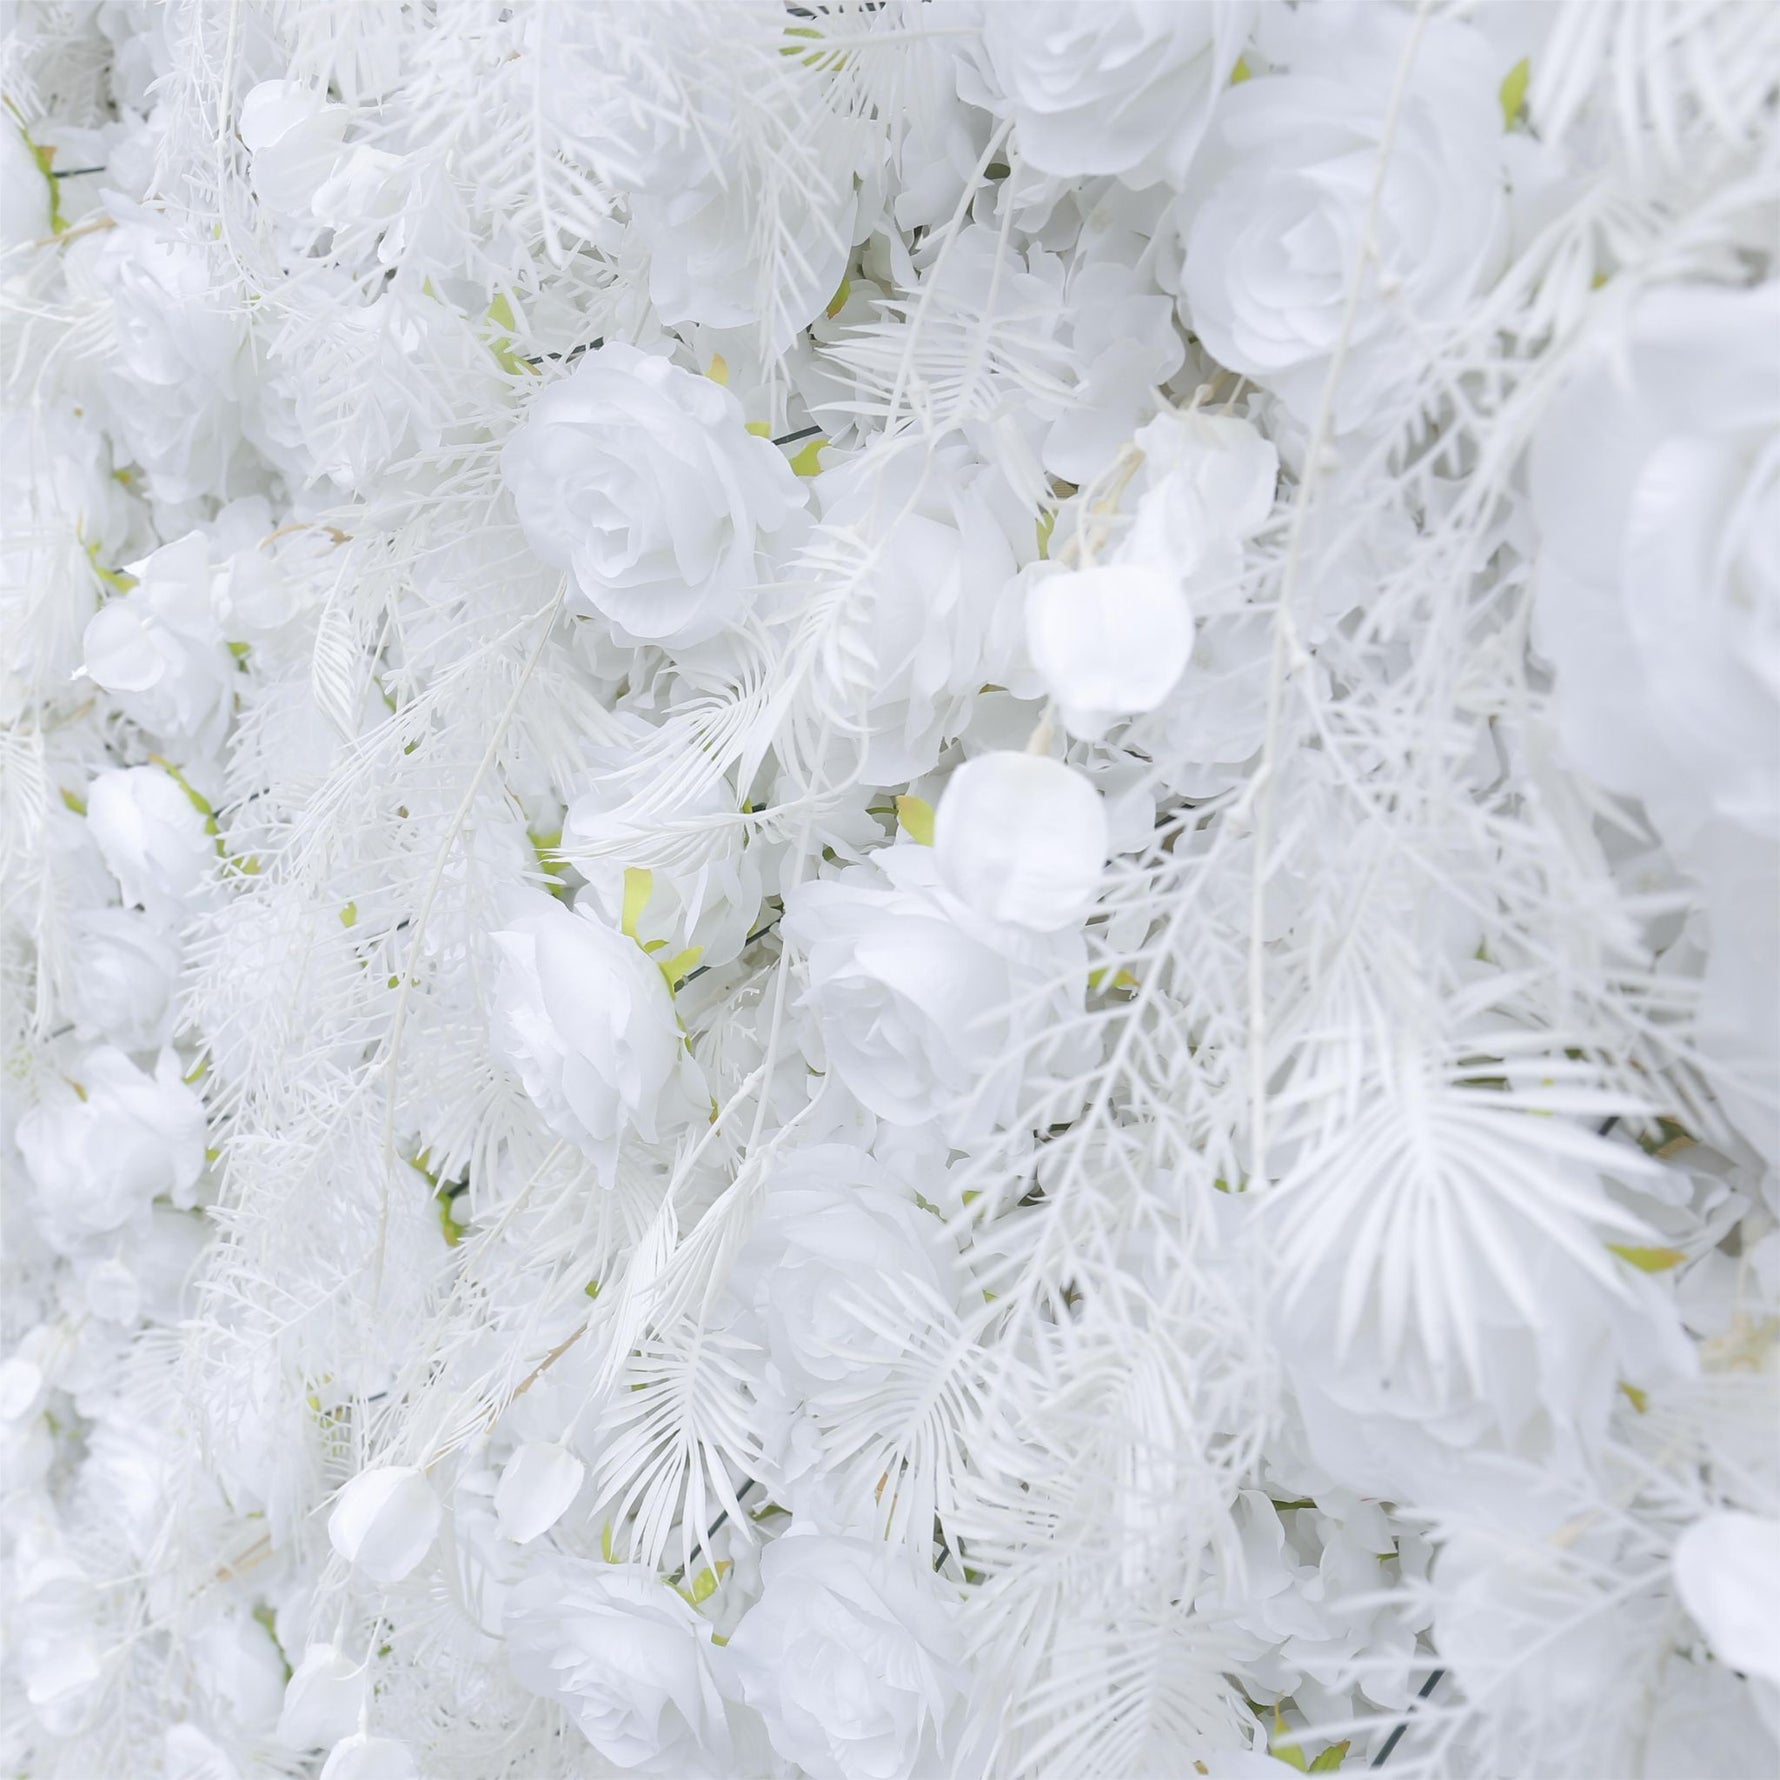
<box><xmin>725</xmin><ymin>1530</ymin><xmax>962</xmax><ymax>1780</ymax></box>
<box><xmin>934</xmin><ymin>752</ymin><xmax>1108</xmax><ymax>933</ymax></box>
<box><xmin>501</xmin><ymin>343</ymin><xmax>805</xmax><ymax>645</ymax></box>
<box><xmin>82</xmin><ymin>530</ymin><xmax>236</xmax><ymax>750</ymax></box>
<box><xmin>1672</xmin><ymin>1511</ymin><xmax>1780</xmax><ymax>1686</ymax></box>
<box><xmin>1174</xmin><ymin>8</ymin><xmax>1505</xmax><ymax>432</ymax></box>
<box><xmin>782</xmin><ymin>842</ymin><xmax>1087</xmax><ymax>1135</ymax></box>
<box><xmin>15</xmin><ymin>1047</ymin><xmax>206</xmax><ymax>1252</ymax></box>
<box><xmin>973</xmin><ymin>0</ymin><xmax>1256</xmax><ymax>188</ymax></box>
<box><xmin>86</xmin><ymin>765</ymin><xmax>216</xmax><ymax>915</ymax></box>
<box><xmin>504</xmin><ymin>1560</ymin><xmax>730</xmax><ymax>1777</ymax></box>
<box><xmin>490</xmin><ymin>890</ymin><xmax>702</xmax><ymax>1184</ymax></box>
<box><xmin>327</xmin><ymin>1466</ymin><xmax>441</xmax><ymax>1584</ymax></box>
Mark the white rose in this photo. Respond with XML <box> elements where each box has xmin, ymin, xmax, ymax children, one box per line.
<box><xmin>1175</xmin><ymin>9</ymin><xmax>1505</xmax><ymax>432</ymax></box>
<box><xmin>781</xmin><ymin>843</ymin><xmax>1086</xmax><ymax>1135</ymax></box>
<box><xmin>501</xmin><ymin>343</ymin><xmax>805</xmax><ymax>645</ymax></box>
<box><xmin>1531</xmin><ymin>282</ymin><xmax>1780</xmax><ymax>1151</ymax></box>
<box><xmin>327</xmin><ymin>1465</ymin><xmax>441</xmax><ymax>1584</ymax></box>
<box><xmin>934</xmin><ymin>753</ymin><xmax>1108</xmax><ymax>933</ymax></box>
<box><xmin>504</xmin><ymin>1559</ymin><xmax>731</xmax><ymax>1777</ymax></box>
<box><xmin>809</xmin><ymin>443</ymin><xmax>1021</xmax><ymax>785</ymax></box>
<box><xmin>82</xmin><ymin>530</ymin><xmax>236</xmax><ymax>749</ymax></box>
<box><xmin>1531</xmin><ymin>283</ymin><xmax>1779</xmax><ymax>843</ymax></box>
<box><xmin>87</xmin><ymin>764</ymin><xmax>216</xmax><ymax>914</ymax></box>
<box><xmin>731</xmin><ymin>1146</ymin><xmax>957</xmax><ymax>1402</ymax></box>
<box><xmin>973</xmin><ymin>0</ymin><xmax>1256</xmax><ymax>187</ymax></box>
<box><xmin>490</xmin><ymin>891</ymin><xmax>703</xmax><ymax>1184</ymax></box>
<box><xmin>725</xmin><ymin>1530</ymin><xmax>962</xmax><ymax>1780</ymax></box>
<box><xmin>1672</xmin><ymin>1511</ymin><xmax>1780</xmax><ymax>1686</ymax></box>
<box><xmin>65</xmin><ymin>907</ymin><xmax>181</xmax><ymax>1049</ymax></box>
<box><xmin>94</xmin><ymin>223</ymin><xmax>244</xmax><ymax>503</ymax></box>
<box><xmin>15</xmin><ymin>1047</ymin><xmax>206</xmax><ymax>1252</ymax></box>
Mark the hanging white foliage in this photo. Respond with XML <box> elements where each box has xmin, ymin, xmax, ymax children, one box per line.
<box><xmin>3</xmin><ymin>3</ymin><xmax>1778</xmax><ymax>1778</ymax></box>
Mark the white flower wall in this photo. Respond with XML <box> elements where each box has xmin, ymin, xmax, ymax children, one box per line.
<box><xmin>2</xmin><ymin>3</ymin><xmax>1778</xmax><ymax>1778</ymax></box>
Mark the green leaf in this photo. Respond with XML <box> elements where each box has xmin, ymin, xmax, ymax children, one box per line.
<box><xmin>59</xmin><ymin>786</ymin><xmax>86</xmax><ymax>816</ymax></box>
<box><xmin>1607</xmin><ymin>1243</ymin><xmax>1686</xmax><ymax>1273</ymax></box>
<box><xmin>601</xmin><ymin>1522</ymin><xmax>616</xmax><ymax>1563</ymax></box>
<box><xmin>1309</xmin><ymin>1742</ymin><xmax>1351</xmax><ymax>1773</ymax></box>
<box><xmin>436</xmin><ymin>1191</ymin><xmax>466</xmax><ymax>1247</ymax></box>
<box><xmin>656</xmin><ymin>945</ymin><xmax>704</xmax><ymax>991</ymax></box>
<box><xmin>789</xmin><ymin>436</ymin><xmax>825</xmax><ymax>477</ymax></box>
<box><xmin>339</xmin><ymin>901</ymin><xmax>358</xmax><ymax>928</ymax></box>
<box><xmin>825</xmin><ymin>276</ymin><xmax>852</xmax><ymax>319</ymax></box>
<box><xmin>1618</xmin><ymin>1380</ymin><xmax>1649</xmax><ymax>1414</ymax></box>
<box><xmin>1230</xmin><ymin>54</ymin><xmax>1253</xmax><ymax>86</ymax></box>
<box><xmin>688</xmin><ymin>1560</ymin><xmax>731</xmax><ymax>1604</ymax></box>
<box><xmin>895</xmin><ymin>794</ymin><xmax>935</xmax><ymax>846</ymax></box>
<box><xmin>1499</xmin><ymin>57</ymin><xmax>1530</xmax><ymax>129</ymax></box>
<box><xmin>1036</xmin><ymin>508</ymin><xmax>1056</xmax><ymax>559</ymax></box>
<box><xmin>584</xmin><ymin>1278</ymin><xmax>601</xmax><ymax>1299</ymax></box>
<box><xmin>621</xmin><ymin>867</ymin><xmax>654</xmax><ymax>940</ymax></box>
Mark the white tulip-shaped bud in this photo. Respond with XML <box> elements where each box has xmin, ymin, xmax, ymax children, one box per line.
<box><xmin>327</xmin><ymin>1466</ymin><xmax>440</xmax><ymax>1584</ymax></box>
<box><xmin>318</xmin><ymin>1733</ymin><xmax>417</xmax><ymax>1780</ymax></box>
<box><xmin>935</xmin><ymin>753</ymin><xmax>1109</xmax><ymax>932</ymax></box>
<box><xmin>1672</xmin><ymin>1511</ymin><xmax>1780</xmax><ymax>1685</ymax></box>
<box><xmin>277</xmin><ymin>1644</ymin><xmax>365</xmax><ymax>1751</ymax></box>
<box><xmin>494</xmin><ymin>1441</ymin><xmax>586</xmax><ymax>1545</ymax></box>
<box><xmin>1025</xmin><ymin>564</ymin><xmax>1193</xmax><ymax>740</ymax></box>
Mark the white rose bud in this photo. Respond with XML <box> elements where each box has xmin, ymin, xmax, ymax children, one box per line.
<box><xmin>327</xmin><ymin>1466</ymin><xmax>441</xmax><ymax>1584</ymax></box>
<box><xmin>86</xmin><ymin>765</ymin><xmax>215</xmax><ymax>914</ymax></box>
<box><xmin>318</xmin><ymin>1734</ymin><xmax>417</xmax><ymax>1780</ymax></box>
<box><xmin>500</xmin><ymin>342</ymin><xmax>805</xmax><ymax>645</ymax></box>
<box><xmin>726</xmin><ymin>1530</ymin><xmax>963</xmax><ymax>1780</ymax></box>
<box><xmin>1026</xmin><ymin>565</ymin><xmax>1193</xmax><ymax>741</ymax></box>
<box><xmin>494</xmin><ymin>1441</ymin><xmax>585</xmax><ymax>1546</ymax></box>
<box><xmin>277</xmin><ymin>1644</ymin><xmax>366</xmax><ymax>1751</ymax></box>
<box><xmin>1672</xmin><ymin>1511</ymin><xmax>1780</xmax><ymax>1686</ymax></box>
<box><xmin>163</xmin><ymin>1722</ymin><xmax>243</xmax><ymax>1780</ymax></box>
<box><xmin>490</xmin><ymin>891</ymin><xmax>702</xmax><ymax>1184</ymax></box>
<box><xmin>935</xmin><ymin>753</ymin><xmax>1108</xmax><ymax>933</ymax></box>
